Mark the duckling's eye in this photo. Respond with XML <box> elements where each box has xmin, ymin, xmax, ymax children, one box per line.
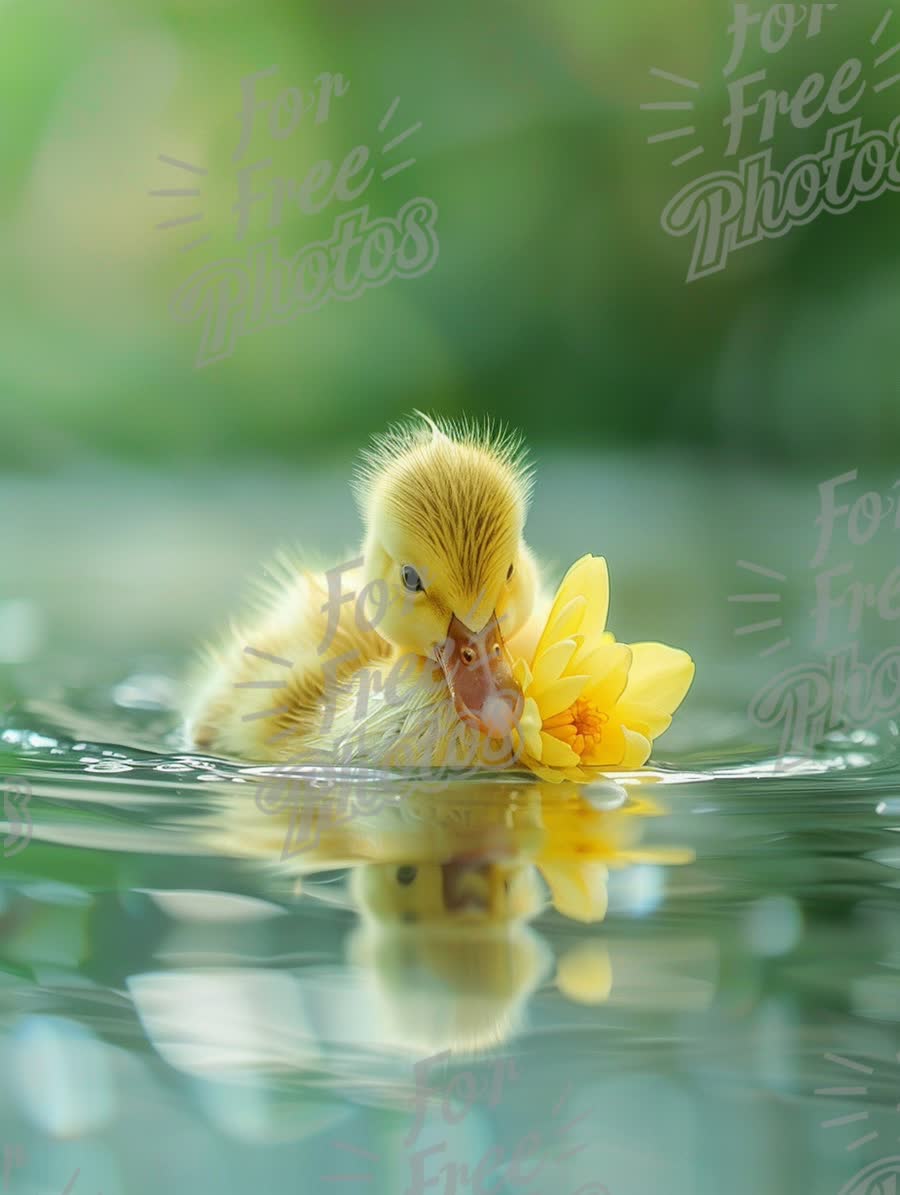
<box><xmin>507</xmin><ymin>563</ymin><xmax>515</xmax><ymax>582</ymax></box>
<box><xmin>400</xmin><ymin>565</ymin><xmax>424</xmax><ymax>593</ymax></box>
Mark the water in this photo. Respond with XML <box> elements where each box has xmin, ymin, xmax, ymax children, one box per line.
<box><xmin>2</xmin><ymin>458</ymin><xmax>900</xmax><ymax>1195</ymax></box>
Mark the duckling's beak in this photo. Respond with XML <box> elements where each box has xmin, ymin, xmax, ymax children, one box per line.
<box><xmin>437</xmin><ymin>613</ymin><xmax>524</xmax><ymax>737</ymax></box>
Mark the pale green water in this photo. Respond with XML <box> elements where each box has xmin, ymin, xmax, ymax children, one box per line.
<box><xmin>2</xmin><ymin>457</ymin><xmax>899</xmax><ymax>1195</ymax></box>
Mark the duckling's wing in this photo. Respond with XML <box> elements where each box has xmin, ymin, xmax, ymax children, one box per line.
<box><xmin>184</xmin><ymin>554</ymin><xmax>390</xmax><ymax>761</ymax></box>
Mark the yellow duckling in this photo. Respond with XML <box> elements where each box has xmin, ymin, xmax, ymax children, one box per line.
<box><xmin>185</xmin><ymin>414</ymin><xmax>543</xmax><ymax>766</ymax></box>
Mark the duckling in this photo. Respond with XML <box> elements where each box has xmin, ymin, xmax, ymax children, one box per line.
<box><xmin>185</xmin><ymin>415</ymin><xmax>543</xmax><ymax>767</ymax></box>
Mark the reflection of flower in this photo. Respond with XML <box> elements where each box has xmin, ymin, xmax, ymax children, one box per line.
<box><xmin>513</xmin><ymin>555</ymin><xmax>695</xmax><ymax>783</ymax></box>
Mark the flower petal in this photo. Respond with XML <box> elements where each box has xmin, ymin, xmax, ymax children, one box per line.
<box><xmin>530</xmin><ymin>637</ymin><xmax>579</xmax><ymax>694</ymax></box>
<box><xmin>619</xmin><ymin>726</ymin><xmax>652</xmax><ymax>768</ymax></box>
<box><xmin>527</xmin><ymin>761</ymin><xmax>577</xmax><ymax>784</ymax></box>
<box><xmin>566</xmin><ymin>555</ymin><xmax>609</xmax><ymax>640</ymax></box>
<box><xmin>616</xmin><ymin>643</ymin><xmax>695</xmax><ymax>739</ymax></box>
<box><xmin>622</xmin><ymin>643</ymin><xmax>695</xmax><ymax>708</ymax></box>
<box><xmin>518</xmin><ymin>696</ymin><xmax>544</xmax><ymax>758</ymax></box>
<box><xmin>512</xmin><ymin>657</ymin><xmax>533</xmax><ymax>691</ymax></box>
<box><xmin>540</xmin><ymin>861</ymin><xmax>609</xmax><ymax>923</ymax></box>
<box><xmin>551</xmin><ymin>556</ymin><xmax>608</xmax><ymax>633</ymax></box>
<box><xmin>578</xmin><ymin>642</ymin><xmax>632</xmax><ymax>707</ymax></box>
<box><xmin>556</xmin><ymin>943</ymin><xmax>613</xmax><ymax>1003</ymax></box>
<box><xmin>533</xmin><ymin>556</ymin><xmax>609</xmax><ymax>660</ymax></box>
<box><xmin>539</xmin><ymin>731</ymin><xmax>582</xmax><ymax>768</ymax></box>
<box><xmin>537</xmin><ymin>674</ymin><xmax>591</xmax><ymax>720</ymax></box>
<box><xmin>582</xmin><ymin>718</ymin><xmax>627</xmax><ymax>766</ymax></box>
<box><xmin>534</xmin><ymin>596</ymin><xmax>587</xmax><ymax>661</ymax></box>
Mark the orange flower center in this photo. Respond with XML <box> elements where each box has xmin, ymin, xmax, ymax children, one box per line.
<box><xmin>543</xmin><ymin>697</ymin><xmax>608</xmax><ymax>758</ymax></box>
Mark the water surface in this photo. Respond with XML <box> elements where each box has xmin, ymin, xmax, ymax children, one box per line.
<box><xmin>2</xmin><ymin>460</ymin><xmax>899</xmax><ymax>1195</ymax></box>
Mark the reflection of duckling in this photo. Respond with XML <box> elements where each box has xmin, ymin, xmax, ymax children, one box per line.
<box><xmin>207</xmin><ymin>775</ymin><xmax>547</xmax><ymax>872</ymax></box>
<box><xmin>207</xmin><ymin>775</ymin><xmax>692</xmax><ymax>1050</ymax></box>
<box><xmin>348</xmin><ymin>923</ymin><xmax>550</xmax><ymax>1055</ymax></box>
<box><xmin>208</xmin><ymin>773</ymin><xmax>668</xmax><ymax>926</ymax></box>
<box><xmin>348</xmin><ymin>860</ymin><xmax>550</xmax><ymax>1055</ymax></box>
<box><xmin>352</xmin><ymin>858</ymin><xmax>545</xmax><ymax>926</ymax></box>
<box><xmin>185</xmin><ymin>415</ymin><xmax>543</xmax><ymax>765</ymax></box>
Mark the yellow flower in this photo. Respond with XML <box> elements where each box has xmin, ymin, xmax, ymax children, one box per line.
<box><xmin>512</xmin><ymin>555</ymin><xmax>695</xmax><ymax>783</ymax></box>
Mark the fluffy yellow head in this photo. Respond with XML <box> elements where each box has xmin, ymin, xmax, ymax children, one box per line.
<box><xmin>354</xmin><ymin>415</ymin><xmax>536</xmax><ymax>662</ymax></box>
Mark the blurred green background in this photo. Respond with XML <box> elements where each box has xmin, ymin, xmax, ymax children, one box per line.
<box><xmin>3</xmin><ymin>0</ymin><xmax>899</xmax><ymax>472</ymax></box>
<box><xmin>2</xmin><ymin>0</ymin><xmax>900</xmax><ymax>719</ymax></box>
